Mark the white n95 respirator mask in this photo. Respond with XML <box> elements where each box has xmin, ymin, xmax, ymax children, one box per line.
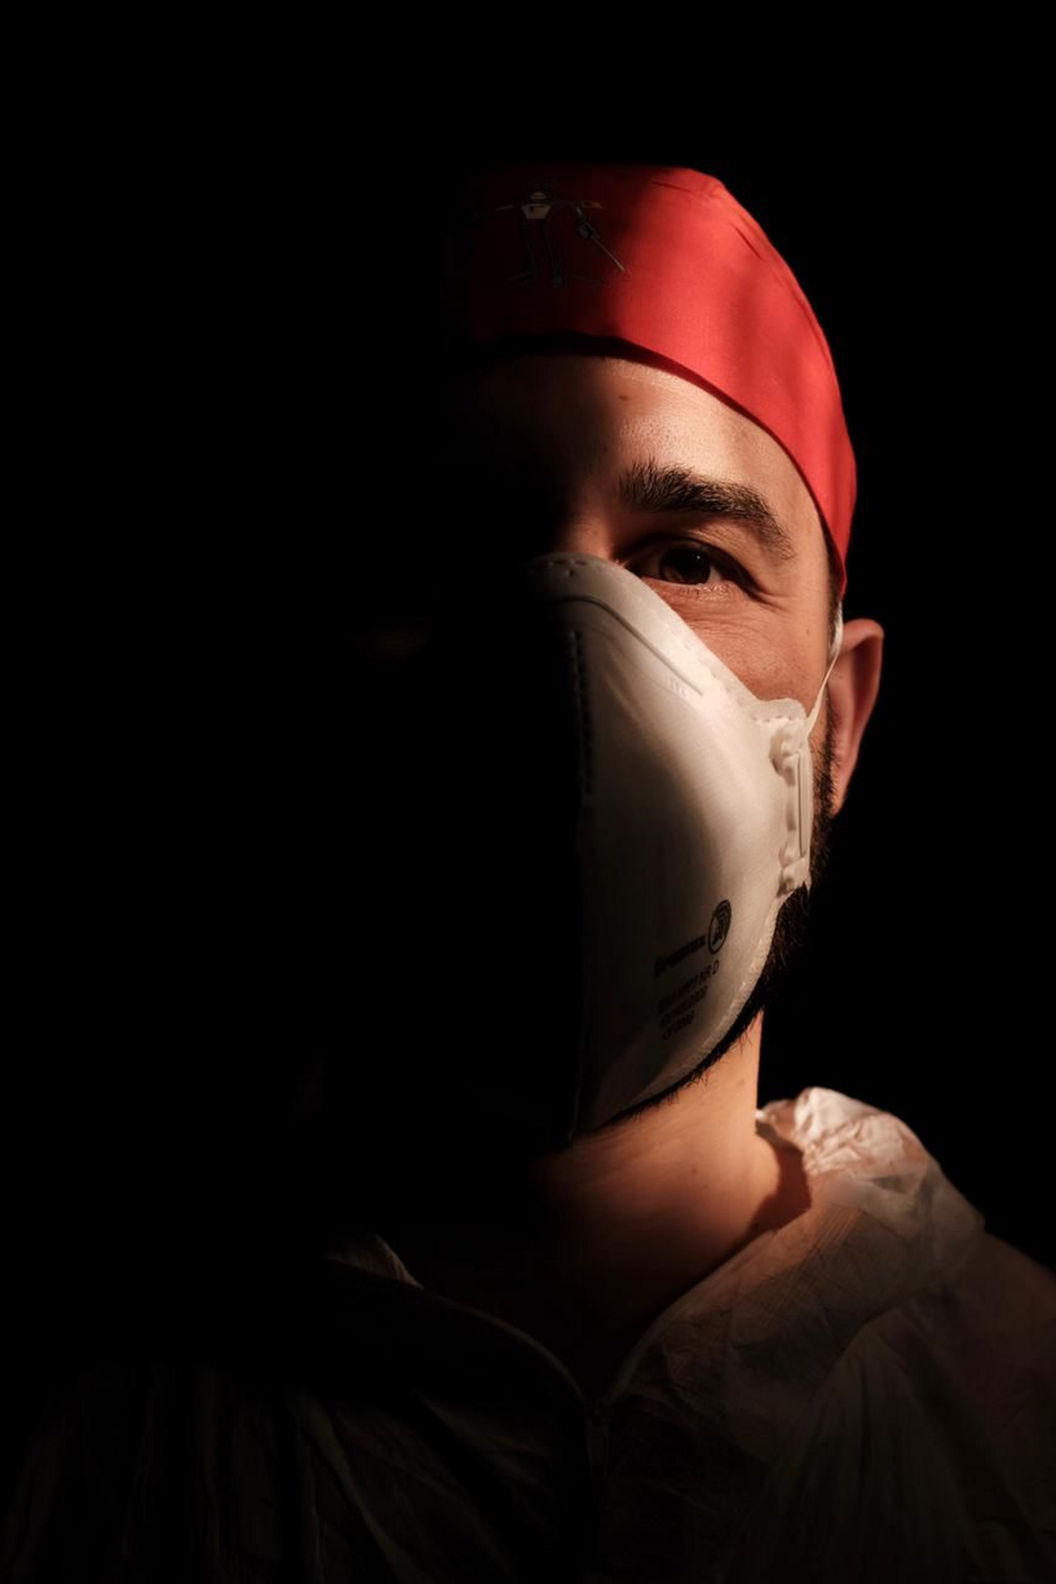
<box><xmin>383</xmin><ymin>550</ymin><xmax>842</xmax><ymax>1156</ymax></box>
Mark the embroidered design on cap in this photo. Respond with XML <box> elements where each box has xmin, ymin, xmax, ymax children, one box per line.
<box><xmin>473</xmin><ymin>179</ymin><xmax>627</xmax><ymax>289</ymax></box>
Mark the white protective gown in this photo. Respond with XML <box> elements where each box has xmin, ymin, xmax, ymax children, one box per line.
<box><xmin>2</xmin><ymin>1087</ymin><xmax>1053</xmax><ymax>1583</ymax></box>
<box><xmin>319</xmin><ymin>1085</ymin><xmax>1056</xmax><ymax>1583</ymax></box>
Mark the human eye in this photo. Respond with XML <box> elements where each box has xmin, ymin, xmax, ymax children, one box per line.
<box><xmin>629</xmin><ymin>536</ymin><xmax>747</xmax><ymax>599</ymax></box>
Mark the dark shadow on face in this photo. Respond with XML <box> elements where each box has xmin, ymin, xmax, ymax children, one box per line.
<box><xmin>286</xmin><ymin>666</ymin><xmax>841</xmax><ymax>1244</ymax></box>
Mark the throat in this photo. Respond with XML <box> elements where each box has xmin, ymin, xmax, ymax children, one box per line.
<box><xmin>382</xmin><ymin>1137</ymin><xmax>811</xmax><ymax>1401</ymax></box>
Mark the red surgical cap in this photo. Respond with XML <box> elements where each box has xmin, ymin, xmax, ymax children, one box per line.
<box><xmin>436</xmin><ymin>161</ymin><xmax>854</xmax><ymax>598</ymax></box>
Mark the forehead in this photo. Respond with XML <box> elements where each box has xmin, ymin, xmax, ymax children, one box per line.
<box><xmin>438</xmin><ymin>352</ymin><xmax>827</xmax><ymax>568</ymax></box>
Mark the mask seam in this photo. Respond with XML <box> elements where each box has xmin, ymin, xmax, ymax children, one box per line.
<box><xmin>565</xmin><ymin>625</ymin><xmax>593</xmax><ymax>1146</ymax></box>
<box><xmin>569</xmin><ymin>627</ymin><xmax>594</xmax><ymax>802</ymax></box>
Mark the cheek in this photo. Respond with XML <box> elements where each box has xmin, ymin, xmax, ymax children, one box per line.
<box><xmin>658</xmin><ymin>604</ymin><xmax>815</xmax><ymax>711</ymax></box>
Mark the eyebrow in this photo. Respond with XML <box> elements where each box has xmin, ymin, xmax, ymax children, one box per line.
<box><xmin>618</xmin><ymin>458</ymin><xmax>799</xmax><ymax>564</ymax></box>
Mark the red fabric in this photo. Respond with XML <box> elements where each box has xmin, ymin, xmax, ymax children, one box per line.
<box><xmin>437</xmin><ymin>162</ymin><xmax>854</xmax><ymax>597</ymax></box>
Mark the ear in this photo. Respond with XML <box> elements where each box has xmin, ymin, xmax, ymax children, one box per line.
<box><xmin>826</xmin><ymin>617</ymin><xmax>885</xmax><ymax>816</ymax></box>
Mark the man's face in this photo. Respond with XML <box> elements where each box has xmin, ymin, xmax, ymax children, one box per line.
<box><xmin>412</xmin><ymin>350</ymin><xmax>841</xmax><ymax>1122</ymax></box>
<box><xmin>429</xmin><ymin>352</ymin><xmax>835</xmax><ymax>743</ymax></box>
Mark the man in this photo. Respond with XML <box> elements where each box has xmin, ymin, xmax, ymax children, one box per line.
<box><xmin>4</xmin><ymin>160</ymin><xmax>1054</xmax><ymax>1583</ymax></box>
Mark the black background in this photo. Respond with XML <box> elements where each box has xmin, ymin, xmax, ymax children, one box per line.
<box><xmin>9</xmin><ymin>97</ymin><xmax>1051</xmax><ymax>1502</ymax></box>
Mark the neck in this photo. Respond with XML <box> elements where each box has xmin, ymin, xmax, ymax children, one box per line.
<box><xmin>379</xmin><ymin>1012</ymin><xmax>809</xmax><ymax>1384</ymax></box>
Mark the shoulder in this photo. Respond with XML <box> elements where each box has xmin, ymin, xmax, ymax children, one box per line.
<box><xmin>725</xmin><ymin>1233</ymin><xmax>1056</xmax><ymax>1582</ymax></box>
<box><xmin>904</xmin><ymin>1231</ymin><xmax>1056</xmax><ymax>1465</ymax></box>
<box><xmin>839</xmin><ymin>1233</ymin><xmax>1056</xmax><ymax>1579</ymax></box>
<box><xmin>900</xmin><ymin>1231</ymin><xmax>1056</xmax><ymax>1384</ymax></box>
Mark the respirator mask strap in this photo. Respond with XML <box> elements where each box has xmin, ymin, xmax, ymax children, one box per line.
<box><xmin>806</xmin><ymin>603</ymin><xmax>844</xmax><ymax>737</ymax></box>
